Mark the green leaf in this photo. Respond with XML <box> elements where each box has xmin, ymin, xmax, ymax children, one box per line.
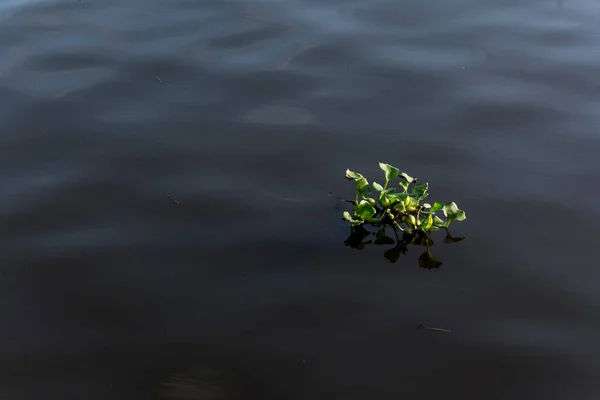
<box><xmin>419</xmin><ymin>251</ymin><xmax>442</xmax><ymax>269</ymax></box>
<box><xmin>379</xmin><ymin>188</ymin><xmax>399</xmax><ymax>208</ymax></box>
<box><xmin>442</xmin><ymin>202</ymin><xmax>466</xmax><ymax>222</ymax></box>
<box><xmin>372</xmin><ymin>182</ymin><xmax>384</xmax><ymax>192</ymax></box>
<box><xmin>400</xmin><ymin>172</ymin><xmax>414</xmax><ymax>183</ymax></box>
<box><xmin>358</xmin><ymin>185</ymin><xmax>372</xmax><ymax>197</ymax></box>
<box><xmin>356</xmin><ymin>177</ymin><xmax>369</xmax><ymax>187</ymax></box>
<box><xmin>343</xmin><ymin>211</ymin><xmax>353</xmax><ymax>221</ymax></box>
<box><xmin>442</xmin><ymin>201</ymin><xmax>458</xmax><ymax>216</ymax></box>
<box><xmin>421</xmin><ymin>214</ymin><xmax>433</xmax><ymax>231</ymax></box>
<box><xmin>433</xmin><ymin>215</ymin><xmax>446</xmax><ymax>228</ymax></box>
<box><xmin>343</xmin><ymin>211</ymin><xmax>364</xmax><ymax>225</ymax></box>
<box><xmin>389</xmin><ymin>192</ymin><xmax>408</xmax><ymax>201</ymax></box>
<box><xmin>355</xmin><ymin>200</ymin><xmax>377</xmax><ymax>220</ymax></box>
<box><xmin>411</xmin><ymin>183</ymin><xmax>429</xmax><ymax>199</ymax></box>
<box><xmin>378</xmin><ymin>193</ymin><xmax>391</xmax><ymax>208</ymax></box>
<box><xmin>405</xmin><ymin>196</ymin><xmax>419</xmax><ymax>211</ymax></box>
<box><xmin>406</xmin><ymin>214</ymin><xmax>417</xmax><ymax>227</ymax></box>
<box><xmin>345</xmin><ymin>169</ymin><xmax>364</xmax><ymax>181</ymax></box>
<box><xmin>364</xmin><ymin>198</ymin><xmax>377</xmax><ymax>207</ymax></box>
<box><xmin>356</xmin><ymin>178</ymin><xmax>372</xmax><ymax>197</ymax></box>
<box><xmin>392</xmin><ymin>201</ymin><xmax>406</xmax><ymax>212</ymax></box>
<box><xmin>379</xmin><ymin>163</ymin><xmax>399</xmax><ymax>182</ymax></box>
<box><xmin>423</xmin><ymin>203</ymin><xmax>431</xmax><ymax>209</ymax></box>
<box><xmin>399</xmin><ymin>181</ymin><xmax>409</xmax><ymax>192</ymax></box>
<box><xmin>430</xmin><ymin>202</ymin><xmax>444</xmax><ymax>213</ymax></box>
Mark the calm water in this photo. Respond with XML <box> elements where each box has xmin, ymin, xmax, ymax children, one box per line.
<box><xmin>1</xmin><ymin>0</ymin><xmax>600</xmax><ymax>398</ymax></box>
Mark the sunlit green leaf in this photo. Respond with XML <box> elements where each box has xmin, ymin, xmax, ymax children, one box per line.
<box><xmin>355</xmin><ymin>200</ymin><xmax>377</xmax><ymax>220</ymax></box>
<box><xmin>377</xmin><ymin>187</ymin><xmax>395</xmax><ymax>202</ymax></box>
<box><xmin>357</xmin><ymin>178</ymin><xmax>372</xmax><ymax>197</ymax></box>
<box><xmin>380</xmin><ymin>190</ymin><xmax>401</xmax><ymax>208</ymax></box>
<box><xmin>372</xmin><ymin>182</ymin><xmax>384</xmax><ymax>192</ymax></box>
<box><xmin>400</xmin><ymin>172</ymin><xmax>414</xmax><ymax>183</ymax></box>
<box><xmin>358</xmin><ymin>188</ymin><xmax>372</xmax><ymax>198</ymax></box>
<box><xmin>419</xmin><ymin>251</ymin><xmax>442</xmax><ymax>269</ymax></box>
<box><xmin>433</xmin><ymin>215</ymin><xmax>446</xmax><ymax>228</ymax></box>
<box><xmin>356</xmin><ymin>177</ymin><xmax>368</xmax><ymax>188</ymax></box>
<box><xmin>379</xmin><ymin>193</ymin><xmax>389</xmax><ymax>208</ymax></box>
<box><xmin>399</xmin><ymin>181</ymin><xmax>409</xmax><ymax>192</ymax></box>
<box><xmin>430</xmin><ymin>202</ymin><xmax>444</xmax><ymax>213</ymax></box>
<box><xmin>389</xmin><ymin>192</ymin><xmax>408</xmax><ymax>201</ymax></box>
<box><xmin>345</xmin><ymin>169</ymin><xmax>364</xmax><ymax>181</ymax></box>
<box><xmin>443</xmin><ymin>202</ymin><xmax>466</xmax><ymax>222</ymax></box>
<box><xmin>411</xmin><ymin>183</ymin><xmax>429</xmax><ymax>199</ymax></box>
<box><xmin>343</xmin><ymin>211</ymin><xmax>364</xmax><ymax>226</ymax></box>
<box><xmin>379</xmin><ymin>188</ymin><xmax>396</xmax><ymax>207</ymax></box>
<box><xmin>421</xmin><ymin>214</ymin><xmax>433</xmax><ymax>231</ymax></box>
<box><xmin>379</xmin><ymin>163</ymin><xmax>400</xmax><ymax>182</ymax></box>
<box><xmin>392</xmin><ymin>201</ymin><xmax>406</xmax><ymax>212</ymax></box>
<box><xmin>454</xmin><ymin>210</ymin><xmax>466</xmax><ymax>221</ymax></box>
<box><xmin>405</xmin><ymin>196</ymin><xmax>419</xmax><ymax>212</ymax></box>
<box><xmin>442</xmin><ymin>201</ymin><xmax>458</xmax><ymax>216</ymax></box>
<box><xmin>364</xmin><ymin>198</ymin><xmax>377</xmax><ymax>207</ymax></box>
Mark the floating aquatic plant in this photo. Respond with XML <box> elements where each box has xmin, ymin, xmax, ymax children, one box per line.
<box><xmin>343</xmin><ymin>163</ymin><xmax>467</xmax><ymax>268</ymax></box>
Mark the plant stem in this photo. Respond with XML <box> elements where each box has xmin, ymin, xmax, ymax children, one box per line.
<box><xmin>393</xmin><ymin>220</ymin><xmax>404</xmax><ymax>232</ymax></box>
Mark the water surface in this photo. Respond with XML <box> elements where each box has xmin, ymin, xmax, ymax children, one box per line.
<box><xmin>1</xmin><ymin>0</ymin><xmax>600</xmax><ymax>399</ymax></box>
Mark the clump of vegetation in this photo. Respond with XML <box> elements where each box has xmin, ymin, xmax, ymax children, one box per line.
<box><xmin>342</xmin><ymin>163</ymin><xmax>467</xmax><ymax>268</ymax></box>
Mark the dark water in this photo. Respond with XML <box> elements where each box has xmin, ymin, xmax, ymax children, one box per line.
<box><xmin>2</xmin><ymin>0</ymin><xmax>600</xmax><ymax>398</ymax></box>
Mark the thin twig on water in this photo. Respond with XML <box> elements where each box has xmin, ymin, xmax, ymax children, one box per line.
<box><xmin>166</xmin><ymin>194</ymin><xmax>180</xmax><ymax>205</ymax></box>
<box><xmin>417</xmin><ymin>324</ymin><xmax>451</xmax><ymax>333</ymax></box>
<box><xmin>156</xmin><ymin>76</ymin><xmax>172</xmax><ymax>84</ymax></box>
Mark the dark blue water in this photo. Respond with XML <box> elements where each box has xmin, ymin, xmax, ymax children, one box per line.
<box><xmin>1</xmin><ymin>0</ymin><xmax>600</xmax><ymax>398</ymax></box>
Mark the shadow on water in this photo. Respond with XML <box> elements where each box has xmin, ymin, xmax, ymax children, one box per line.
<box><xmin>344</xmin><ymin>225</ymin><xmax>464</xmax><ymax>269</ymax></box>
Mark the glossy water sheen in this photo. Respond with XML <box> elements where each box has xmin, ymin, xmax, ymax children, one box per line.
<box><xmin>1</xmin><ymin>0</ymin><xmax>600</xmax><ymax>399</ymax></box>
